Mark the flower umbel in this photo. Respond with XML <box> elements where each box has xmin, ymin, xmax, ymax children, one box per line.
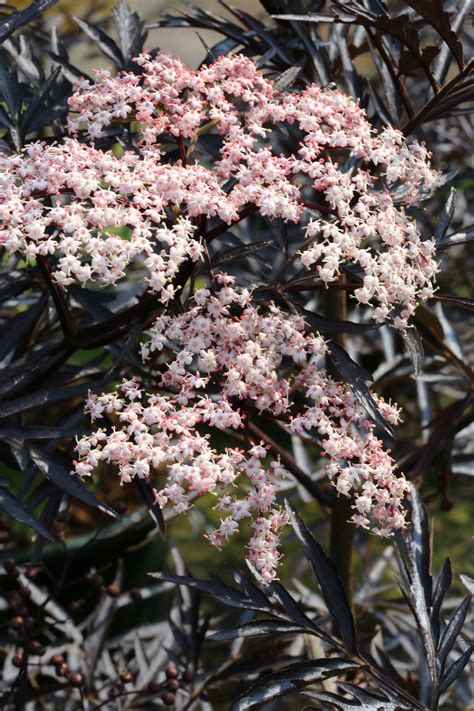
<box><xmin>0</xmin><ymin>50</ymin><xmax>439</xmax><ymax>581</ymax></box>
<box><xmin>1</xmin><ymin>51</ymin><xmax>439</xmax><ymax>325</ymax></box>
<box><xmin>75</xmin><ymin>277</ymin><xmax>410</xmax><ymax>582</ymax></box>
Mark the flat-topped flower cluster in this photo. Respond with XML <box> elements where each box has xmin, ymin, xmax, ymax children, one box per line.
<box><xmin>0</xmin><ymin>51</ymin><xmax>438</xmax><ymax>580</ymax></box>
<box><xmin>1</xmin><ymin>52</ymin><xmax>438</xmax><ymax>324</ymax></box>
<box><xmin>75</xmin><ymin>275</ymin><xmax>409</xmax><ymax>582</ymax></box>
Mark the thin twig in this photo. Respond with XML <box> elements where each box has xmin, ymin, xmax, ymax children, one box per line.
<box><xmin>203</xmin><ymin>204</ymin><xmax>259</xmax><ymax>243</ymax></box>
<box><xmin>176</xmin><ymin>135</ymin><xmax>187</xmax><ymax>165</ymax></box>
<box><xmin>37</xmin><ymin>256</ymin><xmax>76</xmax><ymax>337</ymax></box>
<box><xmin>283</xmin><ymin>282</ymin><xmax>359</xmax><ymax>293</ymax></box>
<box><xmin>301</xmin><ymin>200</ymin><xmax>337</xmax><ymax>216</ymax></box>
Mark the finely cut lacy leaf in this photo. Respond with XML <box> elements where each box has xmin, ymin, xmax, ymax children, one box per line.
<box><xmin>285</xmin><ymin>501</ymin><xmax>357</xmax><ymax>652</ymax></box>
<box><xmin>229</xmin><ymin>659</ymin><xmax>358</xmax><ymax>710</ymax></box>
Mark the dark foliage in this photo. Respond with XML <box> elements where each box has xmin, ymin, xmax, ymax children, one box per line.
<box><xmin>0</xmin><ymin>542</ymin><xmax>213</xmax><ymax>708</ymax></box>
<box><xmin>0</xmin><ymin>0</ymin><xmax>472</xmax><ymax>708</ymax></box>
<box><xmin>155</xmin><ymin>490</ymin><xmax>472</xmax><ymax>710</ymax></box>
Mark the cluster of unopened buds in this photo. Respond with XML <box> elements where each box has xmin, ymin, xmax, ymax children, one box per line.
<box><xmin>0</xmin><ymin>50</ymin><xmax>439</xmax><ymax>580</ymax></box>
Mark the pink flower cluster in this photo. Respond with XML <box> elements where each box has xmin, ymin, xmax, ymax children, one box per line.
<box><xmin>0</xmin><ymin>50</ymin><xmax>438</xmax><ymax>580</ymax></box>
<box><xmin>0</xmin><ymin>140</ymin><xmax>207</xmax><ymax>300</ymax></box>
<box><xmin>0</xmin><ymin>51</ymin><xmax>439</xmax><ymax>325</ymax></box>
<box><xmin>74</xmin><ymin>276</ymin><xmax>410</xmax><ymax>581</ymax></box>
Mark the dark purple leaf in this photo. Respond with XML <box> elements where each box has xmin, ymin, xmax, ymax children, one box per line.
<box><xmin>336</xmin><ymin>682</ymin><xmax>404</xmax><ymax>709</ymax></box>
<box><xmin>228</xmin><ymin>7</ymin><xmax>294</xmax><ymax>66</ymax></box>
<box><xmin>48</xmin><ymin>51</ymin><xmax>90</xmax><ymax>82</ymax></box>
<box><xmin>28</xmin><ymin>446</ymin><xmax>119</xmax><ymax>519</ymax></box>
<box><xmin>271</xmin><ymin>14</ymin><xmax>355</xmax><ymax>24</ymax></box>
<box><xmin>274</xmin><ymin>64</ymin><xmax>303</xmax><ymax>91</ymax></box>
<box><xmin>212</xmin><ymin>240</ymin><xmax>275</xmax><ymax>267</ymax></box>
<box><xmin>0</xmin><ymin>426</ymin><xmax>84</xmax><ymax>443</ymax></box>
<box><xmin>327</xmin><ymin>341</ymin><xmax>394</xmax><ymax>437</ymax></box>
<box><xmin>0</xmin><ymin>345</ymin><xmax>71</xmax><ymax>400</ymax></box>
<box><xmin>366</xmin><ymin>79</ymin><xmax>396</xmax><ymax>125</ymax></box>
<box><xmin>200</xmin><ymin>37</ymin><xmax>240</xmax><ymax>65</ymax></box>
<box><xmin>32</xmin><ymin>488</ymin><xmax>62</xmax><ymax>561</ymax></box>
<box><xmin>231</xmin><ymin>568</ymin><xmax>273</xmax><ymax>610</ymax></box>
<box><xmin>134</xmin><ymin>477</ymin><xmax>166</xmax><ymax>538</ymax></box>
<box><xmin>334</xmin><ymin>25</ymin><xmax>363</xmax><ymax>97</ymax></box>
<box><xmin>401</xmin><ymin>327</ymin><xmax>424</xmax><ymax>376</ymax></box>
<box><xmin>304</xmin><ymin>685</ymin><xmax>406</xmax><ymax>710</ymax></box>
<box><xmin>148</xmin><ymin>6</ymin><xmax>249</xmax><ymax>47</ymax></box>
<box><xmin>2</xmin><ymin>34</ymin><xmax>44</xmax><ymax>86</ymax></box>
<box><xmin>404</xmin><ymin>0</ymin><xmax>464</xmax><ymax>69</ymax></box>
<box><xmin>438</xmin><ymin>595</ymin><xmax>472</xmax><ymax>664</ymax></box>
<box><xmin>438</xmin><ymin>645</ymin><xmax>473</xmax><ymax>694</ymax></box>
<box><xmin>287</xmin><ymin>18</ymin><xmax>330</xmax><ymax>85</ymax></box>
<box><xmin>112</xmin><ymin>2</ymin><xmax>148</xmax><ymax>66</ymax></box>
<box><xmin>435</xmin><ymin>188</ymin><xmax>456</xmax><ymax>242</ymax></box>
<box><xmin>0</xmin><ymin>294</ymin><xmax>48</xmax><ymax>364</ymax></box>
<box><xmin>433</xmin><ymin>0</ymin><xmax>471</xmax><ymax>82</ymax></box>
<box><xmin>0</xmin><ymin>0</ymin><xmax>58</xmax><ymax>42</ymax></box>
<box><xmin>150</xmin><ymin>572</ymin><xmax>251</xmax><ymax>609</ymax></box>
<box><xmin>460</xmin><ymin>574</ymin><xmax>474</xmax><ymax>594</ymax></box>
<box><xmin>0</xmin><ymin>272</ymin><xmax>33</xmax><ymax>301</ymax></box>
<box><xmin>229</xmin><ymin>659</ymin><xmax>358</xmax><ymax>710</ymax></box>
<box><xmin>21</xmin><ymin>66</ymin><xmax>61</xmax><ymax>134</ymax></box>
<box><xmin>0</xmin><ymin>485</ymin><xmax>54</xmax><ymax>540</ymax></box>
<box><xmin>430</xmin><ymin>557</ymin><xmax>452</xmax><ymax>645</ymax></box>
<box><xmin>399</xmin><ymin>45</ymin><xmax>440</xmax><ymax>77</ymax></box>
<box><xmin>408</xmin><ymin>485</ymin><xmax>433</xmax><ymax>605</ymax></box>
<box><xmin>397</xmin><ymin>486</ymin><xmax>437</xmax><ymax>698</ymax></box>
<box><xmin>285</xmin><ymin>501</ymin><xmax>357</xmax><ymax>652</ymax></box>
<box><xmin>0</xmin><ymin>379</ymin><xmax>103</xmax><ymax>419</ymax></box>
<box><xmin>73</xmin><ymin>16</ymin><xmax>124</xmax><ymax>66</ymax></box>
<box><xmin>209</xmin><ymin>620</ymin><xmax>305</xmax><ymax>641</ymax></box>
<box><xmin>0</xmin><ymin>61</ymin><xmax>21</xmax><ymax>122</ymax></box>
<box><xmin>369</xmin><ymin>43</ymin><xmax>404</xmax><ymax>122</ymax></box>
<box><xmin>269</xmin><ymin>580</ymin><xmax>320</xmax><ymax>631</ymax></box>
<box><xmin>302</xmin><ymin>308</ymin><xmax>380</xmax><ymax>335</ymax></box>
<box><xmin>433</xmin><ymin>294</ymin><xmax>474</xmax><ymax>312</ymax></box>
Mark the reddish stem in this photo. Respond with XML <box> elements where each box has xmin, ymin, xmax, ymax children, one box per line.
<box><xmin>202</xmin><ymin>198</ymin><xmax>335</xmax><ymax>245</ymax></box>
<box><xmin>284</xmin><ymin>282</ymin><xmax>358</xmax><ymax>293</ymax></box>
<box><xmin>176</xmin><ymin>135</ymin><xmax>187</xmax><ymax>166</ymax></box>
<box><xmin>301</xmin><ymin>200</ymin><xmax>337</xmax><ymax>216</ymax></box>
<box><xmin>37</xmin><ymin>256</ymin><xmax>76</xmax><ymax>337</ymax></box>
<box><xmin>203</xmin><ymin>205</ymin><xmax>259</xmax><ymax>244</ymax></box>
